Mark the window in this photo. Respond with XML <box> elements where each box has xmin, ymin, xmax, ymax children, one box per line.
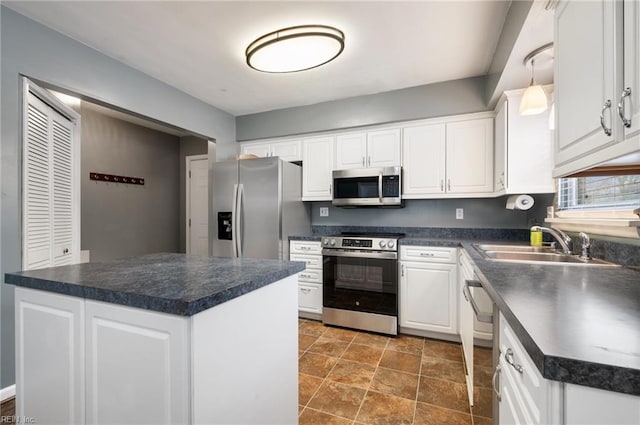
<box><xmin>558</xmin><ymin>175</ymin><xmax>640</xmax><ymax>210</ymax></box>
<box><xmin>550</xmin><ymin>176</ymin><xmax>640</xmax><ymax>239</ymax></box>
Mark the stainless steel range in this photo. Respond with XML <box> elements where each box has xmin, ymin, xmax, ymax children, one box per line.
<box><xmin>321</xmin><ymin>233</ymin><xmax>403</xmax><ymax>335</ymax></box>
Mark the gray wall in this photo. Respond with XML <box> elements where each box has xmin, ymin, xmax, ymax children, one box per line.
<box><xmin>81</xmin><ymin>105</ymin><xmax>181</xmax><ymax>262</ymax></box>
<box><xmin>179</xmin><ymin>136</ymin><xmax>209</xmax><ymax>252</ymax></box>
<box><xmin>0</xmin><ymin>6</ymin><xmax>234</xmax><ymax>389</ymax></box>
<box><xmin>236</xmin><ymin>76</ymin><xmax>488</xmax><ymax>141</ymax></box>
<box><xmin>310</xmin><ymin>195</ymin><xmax>554</xmax><ymax>229</ymax></box>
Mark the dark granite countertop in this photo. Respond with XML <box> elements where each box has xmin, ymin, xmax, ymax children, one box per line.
<box><xmin>460</xmin><ymin>242</ymin><xmax>640</xmax><ymax>396</ymax></box>
<box><xmin>289</xmin><ymin>235</ymin><xmax>322</xmax><ymax>241</ymax></box>
<box><xmin>5</xmin><ymin>253</ymin><xmax>306</xmax><ymax>316</ymax></box>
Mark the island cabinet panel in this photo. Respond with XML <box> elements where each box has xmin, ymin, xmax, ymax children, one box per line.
<box><xmin>14</xmin><ymin>274</ymin><xmax>298</xmax><ymax>425</ymax></box>
<box><xmin>564</xmin><ymin>384</ymin><xmax>640</xmax><ymax>424</ymax></box>
<box><xmin>192</xmin><ymin>275</ymin><xmax>298</xmax><ymax>425</ymax></box>
<box><xmin>85</xmin><ymin>300</ymin><xmax>190</xmax><ymax>425</ymax></box>
<box><xmin>15</xmin><ymin>287</ymin><xmax>85</xmax><ymax>425</ymax></box>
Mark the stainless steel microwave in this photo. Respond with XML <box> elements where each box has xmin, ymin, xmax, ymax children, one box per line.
<box><xmin>332</xmin><ymin>166</ymin><xmax>403</xmax><ymax>207</ymax></box>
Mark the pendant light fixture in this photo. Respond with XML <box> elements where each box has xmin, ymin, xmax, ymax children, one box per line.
<box><xmin>246</xmin><ymin>25</ymin><xmax>345</xmax><ymax>73</ymax></box>
<box><xmin>520</xmin><ymin>43</ymin><xmax>553</xmax><ymax>116</ymax></box>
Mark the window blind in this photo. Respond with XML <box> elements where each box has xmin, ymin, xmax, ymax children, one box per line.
<box><xmin>558</xmin><ymin>175</ymin><xmax>640</xmax><ymax>210</ymax></box>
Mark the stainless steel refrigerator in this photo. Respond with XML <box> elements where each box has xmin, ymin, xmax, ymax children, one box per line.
<box><xmin>210</xmin><ymin>157</ymin><xmax>311</xmax><ymax>260</ymax></box>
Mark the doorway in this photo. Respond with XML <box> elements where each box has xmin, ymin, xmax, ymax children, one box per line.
<box><xmin>186</xmin><ymin>154</ymin><xmax>208</xmax><ymax>255</ymax></box>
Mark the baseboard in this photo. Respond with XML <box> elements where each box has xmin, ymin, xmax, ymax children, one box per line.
<box><xmin>1</xmin><ymin>384</ymin><xmax>16</xmax><ymax>402</ymax></box>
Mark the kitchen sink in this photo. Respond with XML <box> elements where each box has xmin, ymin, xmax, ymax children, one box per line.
<box><xmin>475</xmin><ymin>244</ymin><xmax>557</xmax><ymax>253</ymax></box>
<box><xmin>473</xmin><ymin>245</ymin><xmax>620</xmax><ymax>267</ymax></box>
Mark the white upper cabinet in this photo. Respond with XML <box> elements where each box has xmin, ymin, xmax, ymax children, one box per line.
<box><xmin>335</xmin><ymin>128</ymin><xmax>400</xmax><ymax>170</ymax></box>
<box><xmin>335</xmin><ymin>132</ymin><xmax>367</xmax><ymax>169</ymax></box>
<box><xmin>402</xmin><ymin>116</ymin><xmax>494</xmax><ymax>197</ymax></box>
<box><xmin>367</xmin><ymin>129</ymin><xmax>402</xmax><ymax>167</ymax></box>
<box><xmin>494</xmin><ymin>88</ymin><xmax>555</xmax><ymax>194</ymax></box>
<box><xmin>622</xmin><ymin>0</ymin><xmax>640</xmax><ymax>142</ymax></box>
<box><xmin>240</xmin><ymin>139</ymin><xmax>302</xmax><ymax>162</ymax></box>
<box><xmin>554</xmin><ymin>0</ymin><xmax>640</xmax><ymax>177</ymax></box>
<box><xmin>402</xmin><ymin>124</ymin><xmax>447</xmax><ymax>195</ymax></box>
<box><xmin>302</xmin><ymin>136</ymin><xmax>335</xmax><ymax>201</ymax></box>
<box><xmin>446</xmin><ymin>118</ymin><xmax>494</xmax><ymax>194</ymax></box>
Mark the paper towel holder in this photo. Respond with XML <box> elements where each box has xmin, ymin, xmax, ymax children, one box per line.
<box><xmin>506</xmin><ymin>194</ymin><xmax>534</xmax><ymax>210</ymax></box>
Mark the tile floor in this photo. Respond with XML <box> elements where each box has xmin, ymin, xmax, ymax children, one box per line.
<box><xmin>298</xmin><ymin>319</ymin><xmax>493</xmax><ymax>425</ymax></box>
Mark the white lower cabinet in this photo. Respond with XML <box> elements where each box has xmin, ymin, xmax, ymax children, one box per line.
<box><xmin>458</xmin><ymin>250</ymin><xmax>475</xmax><ymax>405</ymax></box>
<box><xmin>15</xmin><ymin>288</ymin><xmax>85</xmax><ymax>425</ymax></box>
<box><xmin>15</xmin><ymin>277</ymin><xmax>299</xmax><ymax>425</ymax></box>
<box><xmin>399</xmin><ymin>246</ymin><xmax>457</xmax><ymax>336</ymax></box>
<box><xmin>290</xmin><ymin>240</ymin><xmax>323</xmax><ymax>319</ymax></box>
<box><xmin>499</xmin><ymin>311</ymin><xmax>640</xmax><ymax>425</ymax></box>
<box><xmin>85</xmin><ymin>300</ymin><xmax>189</xmax><ymax>424</ymax></box>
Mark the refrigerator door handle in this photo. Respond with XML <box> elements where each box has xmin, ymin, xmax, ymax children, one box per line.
<box><xmin>236</xmin><ymin>183</ymin><xmax>244</xmax><ymax>257</ymax></box>
<box><xmin>232</xmin><ymin>183</ymin><xmax>239</xmax><ymax>257</ymax></box>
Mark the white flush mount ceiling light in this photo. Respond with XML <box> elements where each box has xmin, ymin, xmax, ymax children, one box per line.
<box><xmin>520</xmin><ymin>42</ymin><xmax>554</xmax><ymax>116</ymax></box>
<box><xmin>246</xmin><ymin>25</ymin><xmax>345</xmax><ymax>73</ymax></box>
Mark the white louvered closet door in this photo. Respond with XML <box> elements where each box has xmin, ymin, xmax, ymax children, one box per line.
<box><xmin>24</xmin><ymin>90</ymin><xmax>76</xmax><ymax>270</ymax></box>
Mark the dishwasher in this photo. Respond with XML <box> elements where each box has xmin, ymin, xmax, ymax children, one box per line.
<box><xmin>459</xmin><ymin>250</ymin><xmax>498</xmax><ymax>423</ymax></box>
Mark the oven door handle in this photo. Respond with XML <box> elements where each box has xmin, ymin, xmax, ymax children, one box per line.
<box><xmin>322</xmin><ymin>249</ymin><xmax>397</xmax><ymax>260</ymax></box>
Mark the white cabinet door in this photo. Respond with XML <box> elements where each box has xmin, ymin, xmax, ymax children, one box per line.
<box><xmin>400</xmin><ymin>261</ymin><xmax>457</xmax><ymax>334</ymax></box>
<box><xmin>402</xmin><ymin>124</ymin><xmax>447</xmax><ymax>196</ymax></box>
<box><xmin>494</xmin><ymin>100</ymin><xmax>507</xmax><ymax>192</ymax></box>
<box><xmin>15</xmin><ymin>288</ymin><xmax>85</xmax><ymax>425</ymax></box>
<box><xmin>302</xmin><ymin>136</ymin><xmax>335</xmax><ymax>200</ymax></box>
<box><xmin>446</xmin><ymin>118</ymin><xmax>494</xmax><ymax>193</ymax></box>
<box><xmin>622</xmin><ymin>0</ymin><xmax>640</xmax><ymax>141</ymax></box>
<box><xmin>241</xmin><ymin>142</ymin><xmax>270</xmax><ymax>158</ymax></box>
<box><xmin>499</xmin><ymin>364</ymin><xmax>531</xmax><ymax>425</ymax></box>
<box><xmin>564</xmin><ymin>384</ymin><xmax>640</xmax><ymax>425</ymax></box>
<box><xmin>367</xmin><ymin>128</ymin><xmax>401</xmax><ymax>167</ymax></box>
<box><xmin>85</xmin><ymin>301</ymin><xmax>190</xmax><ymax>425</ymax></box>
<box><xmin>458</xmin><ymin>252</ymin><xmax>475</xmax><ymax>405</ymax></box>
<box><xmin>336</xmin><ymin>132</ymin><xmax>367</xmax><ymax>169</ymax></box>
<box><xmin>271</xmin><ymin>140</ymin><xmax>302</xmax><ymax>162</ymax></box>
<box><xmin>554</xmin><ymin>0</ymin><xmax>620</xmax><ymax>174</ymax></box>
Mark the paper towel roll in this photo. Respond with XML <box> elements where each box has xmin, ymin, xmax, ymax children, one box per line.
<box><xmin>506</xmin><ymin>194</ymin><xmax>534</xmax><ymax>210</ymax></box>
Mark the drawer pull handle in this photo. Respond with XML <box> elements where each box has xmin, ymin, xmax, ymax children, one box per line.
<box><xmin>492</xmin><ymin>364</ymin><xmax>502</xmax><ymax>402</ymax></box>
<box><xmin>505</xmin><ymin>348</ymin><xmax>523</xmax><ymax>374</ymax></box>
<box><xmin>419</xmin><ymin>252</ymin><xmax>434</xmax><ymax>257</ymax></box>
<box><xmin>300</xmin><ymin>288</ymin><xmax>311</xmax><ymax>294</ymax></box>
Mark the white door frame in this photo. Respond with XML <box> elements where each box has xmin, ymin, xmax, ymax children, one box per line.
<box><xmin>185</xmin><ymin>154</ymin><xmax>208</xmax><ymax>254</ymax></box>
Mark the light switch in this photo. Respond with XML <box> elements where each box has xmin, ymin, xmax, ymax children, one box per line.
<box><xmin>319</xmin><ymin>207</ymin><xmax>329</xmax><ymax>217</ymax></box>
<box><xmin>456</xmin><ymin>208</ymin><xmax>464</xmax><ymax>220</ymax></box>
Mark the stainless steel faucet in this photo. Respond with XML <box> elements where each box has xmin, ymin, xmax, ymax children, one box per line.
<box><xmin>578</xmin><ymin>232</ymin><xmax>591</xmax><ymax>260</ymax></box>
<box><xmin>530</xmin><ymin>226</ymin><xmax>573</xmax><ymax>254</ymax></box>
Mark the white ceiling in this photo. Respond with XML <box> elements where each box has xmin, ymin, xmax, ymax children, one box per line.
<box><xmin>6</xmin><ymin>1</ymin><xmax>515</xmax><ymax>116</ymax></box>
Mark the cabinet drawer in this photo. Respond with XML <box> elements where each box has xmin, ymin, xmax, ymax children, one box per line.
<box><xmin>290</xmin><ymin>254</ymin><xmax>322</xmax><ymax>270</ymax></box>
<box><xmin>290</xmin><ymin>241</ymin><xmax>322</xmax><ymax>255</ymax></box>
<box><xmin>298</xmin><ymin>269</ymin><xmax>322</xmax><ymax>284</ymax></box>
<box><xmin>400</xmin><ymin>246</ymin><xmax>456</xmax><ymax>263</ymax></box>
<box><xmin>499</xmin><ymin>314</ymin><xmax>546</xmax><ymax>424</ymax></box>
<box><xmin>298</xmin><ymin>283</ymin><xmax>322</xmax><ymax>314</ymax></box>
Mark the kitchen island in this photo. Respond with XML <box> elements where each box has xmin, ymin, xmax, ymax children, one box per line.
<box><xmin>5</xmin><ymin>253</ymin><xmax>305</xmax><ymax>425</ymax></box>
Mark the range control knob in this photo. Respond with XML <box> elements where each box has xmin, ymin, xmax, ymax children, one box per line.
<box><xmin>387</xmin><ymin>241</ymin><xmax>395</xmax><ymax>249</ymax></box>
<box><xmin>379</xmin><ymin>240</ymin><xmax>387</xmax><ymax>248</ymax></box>
<box><xmin>323</xmin><ymin>239</ymin><xmax>329</xmax><ymax>246</ymax></box>
<box><xmin>330</xmin><ymin>239</ymin><xmax>336</xmax><ymax>246</ymax></box>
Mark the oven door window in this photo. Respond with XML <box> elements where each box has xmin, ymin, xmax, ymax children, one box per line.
<box><xmin>323</xmin><ymin>255</ymin><xmax>397</xmax><ymax>316</ymax></box>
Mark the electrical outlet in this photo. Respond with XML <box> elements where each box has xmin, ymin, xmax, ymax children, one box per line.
<box><xmin>456</xmin><ymin>208</ymin><xmax>464</xmax><ymax>220</ymax></box>
<box><xmin>319</xmin><ymin>207</ymin><xmax>329</xmax><ymax>217</ymax></box>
